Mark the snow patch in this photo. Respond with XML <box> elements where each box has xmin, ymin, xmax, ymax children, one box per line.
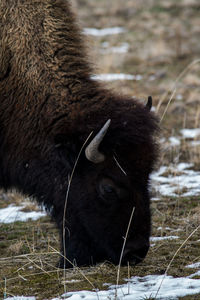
<box><xmin>186</xmin><ymin>262</ymin><xmax>200</xmax><ymax>269</ymax></box>
<box><xmin>5</xmin><ymin>297</ymin><xmax>35</xmax><ymax>300</ymax></box>
<box><xmin>190</xmin><ymin>140</ymin><xmax>200</xmax><ymax>146</ymax></box>
<box><xmin>0</xmin><ymin>204</ymin><xmax>46</xmax><ymax>224</ymax></box>
<box><xmin>188</xmin><ymin>271</ymin><xmax>200</xmax><ymax>278</ymax></box>
<box><xmin>83</xmin><ymin>27</ymin><xmax>126</xmax><ymax>36</ymax></box>
<box><xmin>150</xmin><ymin>236</ymin><xmax>179</xmax><ymax>242</ymax></box>
<box><xmin>151</xmin><ymin>163</ymin><xmax>200</xmax><ymax>197</ymax></box>
<box><xmin>52</xmin><ymin>275</ymin><xmax>200</xmax><ymax>300</ymax></box>
<box><xmin>169</xmin><ymin>136</ymin><xmax>181</xmax><ymax>146</ymax></box>
<box><xmin>164</xmin><ymin>130</ymin><xmax>200</xmax><ymax>149</ymax></box>
<box><xmin>180</xmin><ymin>128</ymin><xmax>200</xmax><ymax>139</ymax></box>
<box><xmin>176</xmin><ymin>94</ymin><xmax>183</xmax><ymax>100</ymax></box>
<box><xmin>157</xmin><ymin>226</ymin><xmax>174</xmax><ymax>231</ymax></box>
<box><xmin>91</xmin><ymin>73</ymin><xmax>142</xmax><ymax>81</ymax></box>
<box><xmin>100</xmin><ymin>42</ymin><xmax>129</xmax><ymax>54</ymax></box>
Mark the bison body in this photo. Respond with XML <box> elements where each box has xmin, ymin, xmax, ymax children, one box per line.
<box><xmin>0</xmin><ymin>0</ymin><xmax>158</xmax><ymax>267</ymax></box>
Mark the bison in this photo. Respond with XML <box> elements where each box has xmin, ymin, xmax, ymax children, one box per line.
<box><xmin>0</xmin><ymin>0</ymin><xmax>158</xmax><ymax>268</ymax></box>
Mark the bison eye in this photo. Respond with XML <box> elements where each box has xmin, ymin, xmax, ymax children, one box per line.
<box><xmin>99</xmin><ymin>178</ymin><xmax>117</xmax><ymax>199</ymax></box>
<box><xmin>98</xmin><ymin>178</ymin><xmax>128</xmax><ymax>201</ymax></box>
<box><xmin>103</xmin><ymin>184</ymin><xmax>115</xmax><ymax>193</ymax></box>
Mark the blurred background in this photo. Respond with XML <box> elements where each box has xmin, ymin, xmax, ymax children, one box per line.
<box><xmin>72</xmin><ymin>0</ymin><xmax>200</xmax><ymax>167</ymax></box>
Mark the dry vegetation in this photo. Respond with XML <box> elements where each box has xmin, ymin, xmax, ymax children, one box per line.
<box><xmin>0</xmin><ymin>0</ymin><xmax>200</xmax><ymax>299</ymax></box>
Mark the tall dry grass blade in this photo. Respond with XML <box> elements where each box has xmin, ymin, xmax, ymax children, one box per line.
<box><xmin>16</xmin><ymin>258</ymin><xmax>38</xmax><ymax>274</ymax></box>
<box><xmin>116</xmin><ymin>206</ymin><xmax>135</xmax><ymax>287</ymax></box>
<box><xmin>62</xmin><ymin>132</ymin><xmax>93</xmax><ymax>294</ymax></box>
<box><xmin>25</xmin><ymin>256</ymin><xmax>51</xmax><ymax>276</ymax></box>
<box><xmin>0</xmin><ymin>251</ymin><xmax>58</xmax><ymax>261</ymax></box>
<box><xmin>160</xmin><ymin>88</ymin><xmax>176</xmax><ymax>123</ymax></box>
<box><xmin>113</xmin><ymin>155</ymin><xmax>127</xmax><ymax>176</ymax></box>
<box><xmin>156</xmin><ymin>59</ymin><xmax>200</xmax><ymax>120</ymax></box>
<box><xmin>154</xmin><ymin>224</ymin><xmax>200</xmax><ymax>299</ymax></box>
<box><xmin>49</xmin><ymin>246</ymin><xmax>97</xmax><ymax>292</ymax></box>
<box><xmin>18</xmin><ymin>274</ymin><xmax>27</xmax><ymax>281</ymax></box>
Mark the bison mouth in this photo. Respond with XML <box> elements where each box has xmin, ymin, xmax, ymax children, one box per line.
<box><xmin>122</xmin><ymin>244</ymin><xmax>149</xmax><ymax>266</ymax></box>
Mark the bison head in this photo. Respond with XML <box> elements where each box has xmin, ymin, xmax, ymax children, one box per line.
<box><xmin>40</xmin><ymin>97</ymin><xmax>158</xmax><ymax>268</ymax></box>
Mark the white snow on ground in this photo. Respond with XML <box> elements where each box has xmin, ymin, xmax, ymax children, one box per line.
<box><xmin>157</xmin><ymin>226</ymin><xmax>173</xmax><ymax>231</ymax></box>
<box><xmin>176</xmin><ymin>94</ymin><xmax>183</xmax><ymax>100</ymax></box>
<box><xmin>180</xmin><ymin>128</ymin><xmax>200</xmax><ymax>139</ymax></box>
<box><xmin>164</xmin><ymin>128</ymin><xmax>200</xmax><ymax>148</ymax></box>
<box><xmin>188</xmin><ymin>271</ymin><xmax>200</xmax><ymax>278</ymax></box>
<box><xmin>190</xmin><ymin>140</ymin><xmax>200</xmax><ymax>146</ymax></box>
<box><xmin>168</xmin><ymin>136</ymin><xmax>181</xmax><ymax>146</ymax></box>
<box><xmin>5</xmin><ymin>297</ymin><xmax>35</xmax><ymax>300</ymax></box>
<box><xmin>151</xmin><ymin>162</ymin><xmax>200</xmax><ymax>197</ymax></box>
<box><xmin>157</xmin><ymin>227</ymin><xmax>182</xmax><ymax>233</ymax></box>
<box><xmin>186</xmin><ymin>262</ymin><xmax>200</xmax><ymax>269</ymax></box>
<box><xmin>83</xmin><ymin>27</ymin><xmax>126</xmax><ymax>36</ymax></box>
<box><xmin>49</xmin><ymin>275</ymin><xmax>200</xmax><ymax>300</ymax></box>
<box><xmin>100</xmin><ymin>42</ymin><xmax>129</xmax><ymax>54</ymax></box>
<box><xmin>91</xmin><ymin>74</ymin><xmax>142</xmax><ymax>81</ymax></box>
<box><xmin>0</xmin><ymin>204</ymin><xmax>46</xmax><ymax>223</ymax></box>
<box><xmin>150</xmin><ymin>235</ymin><xmax>179</xmax><ymax>247</ymax></box>
<box><xmin>186</xmin><ymin>262</ymin><xmax>200</xmax><ymax>278</ymax></box>
<box><xmin>150</xmin><ymin>236</ymin><xmax>179</xmax><ymax>242</ymax></box>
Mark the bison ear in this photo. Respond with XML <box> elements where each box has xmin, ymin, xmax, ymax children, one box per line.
<box><xmin>146</xmin><ymin>96</ymin><xmax>152</xmax><ymax>111</ymax></box>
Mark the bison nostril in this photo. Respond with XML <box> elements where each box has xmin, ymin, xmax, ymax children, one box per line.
<box><xmin>122</xmin><ymin>251</ymin><xmax>142</xmax><ymax>265</ymax></box>
<box><xmin>122</xmin><ymin>245</ymin><xmax>149</xmax><ymax>265</ymax></box>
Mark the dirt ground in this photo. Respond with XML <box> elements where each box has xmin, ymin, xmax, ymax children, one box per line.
<box><xmin>0</xmin><ymin>0</ymin><xmax>200</xmax><ymax>299</ymax></box>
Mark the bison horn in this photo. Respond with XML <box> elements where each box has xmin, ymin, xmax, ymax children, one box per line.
<box><xmin>85</xmin><ymin>119</ymin><xmax>111</xmax><ymax>163</ymax></box>
<box><xmin>146</xmin><ymin>96</ymin><xmax>152</xmax><ymax>111</ymax></box>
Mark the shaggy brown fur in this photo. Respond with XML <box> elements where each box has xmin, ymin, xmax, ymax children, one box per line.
<box><xmin>0</xmin><ymin>0</ymin><xmax>159</xmax><ymax>267</ymax></box>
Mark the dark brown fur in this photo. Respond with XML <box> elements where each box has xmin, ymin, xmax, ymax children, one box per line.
<box><xmin>0</xmin><ymin>0</ymin><xmax>159</xmax><ymax>267</ymax></box>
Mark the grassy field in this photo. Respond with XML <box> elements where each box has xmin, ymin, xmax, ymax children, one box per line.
<box><xmin>0</xmin><ymin>0</ymin><xmax>200</xmax><ymax>299</ymax></box>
